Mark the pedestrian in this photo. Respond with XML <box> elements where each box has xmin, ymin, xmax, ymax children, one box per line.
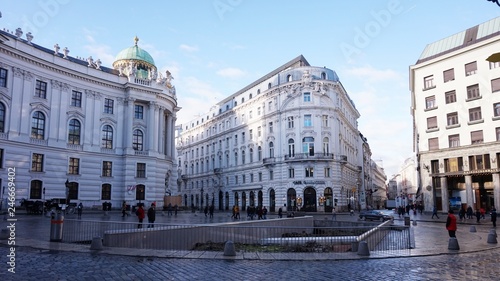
<box><xmin>77</xmin><ymin>202</ymin><xmax>83</xmax><ymax>219</ymax></box>
<box><xmin>278</xmin><ymin>207</ymin><xmax>283</xmax><ymax>218</ymax></box>
<box><xmin>121</xmin><ymin>201</ymin><xmax>129</xmax><ymax>217</ymax></box>
<box><xmin>480</xmin><ymin>207</ymin><xmax>486</xmax><ymax>219</ymax></box>
<box><xmin>459</xmin><ymin>207</ymin><xmax>466</xmax><ymax>222</ymax></box>
<box><xmin>432</xmin><ymin>206</ymin><xmax>439</xmax><ymax>219</ymax></box>
<box><xmin>475</xmin><ymin>209</ymin><xmax>481</xmax><ymax>224</ymax></box>
<box><xmin>209</xmin><ymin>204</ymin><xmax>214</xmax><ymax>218</ymax></box>
<box><xmin>466</xmin><ymin>206</ymin><xmax>473</xmax><ymax>219</ymax></box>
<box><xmin>491</xmin><ymin>208</ymin><xmax>497</xmax><ymax>228</ymax></box>
<box><xmin>446</xmin><ymin>209</ymin><xmax>457</xmax><ymax>238</ymax></box>
<box><xmin>136</xmin><ymin>204</ymin><xmax>145</xmax><ymax>228</ymax></box>
<box><xmin>263</xmin><ymin>206</ymin><xmax>267</xmax><ymax>219</ymax></box>
<box><xmin>147</xmin><ymin>203</ymin><xmax>156</xmax><ymax>228</ymax></box>
<box><xmin>174</xmin><ymin>204</ymin><xmax>178</xmax><ymax>216</ymax></box>
<box><xmin>167</xmin><ymin>203</ymin><xmax>173</xmax><ymax>216</ymax></box>
<box><xmin>331</xmin><ymin>207</ymin><xmax>337</xmax><ymax>221</ymax></box>
<box><xmin>204</xmin><ymin>205</ymin><xmax>208</xmax><ymax>217</ymax></box>
<box><xmin>235</xmin><ymin>205</ymin><xmax>240</xmax><ymax>219</ymax></box>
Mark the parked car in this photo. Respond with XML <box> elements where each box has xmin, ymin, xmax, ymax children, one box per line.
<box><xmin>359</xmin><ymin>210</ymin><xmax>394</xmax><ymax>221</ymax></box>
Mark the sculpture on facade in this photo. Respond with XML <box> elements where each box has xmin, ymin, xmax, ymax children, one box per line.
<box><xmin>54</xmin><ymin>44</ymin><xmax>60</xmax><ymax>55</ymax></box>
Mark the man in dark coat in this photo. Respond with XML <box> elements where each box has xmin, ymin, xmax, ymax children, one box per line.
<box><xmin>147</xmin><ymin>203</ymin><xmax>156</xmax><ymax>228</ymax></box>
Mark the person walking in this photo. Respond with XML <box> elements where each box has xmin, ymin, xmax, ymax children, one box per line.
<box><xmin>278</xmin><ymin>207</ymin><xmax>283</xmax><ymax>218</ymax></box>
<box><xmin>331</xmin><ymin>207</ymin><xmax>337</xmax><ymax>221</ymax></box>
<box><xmin>209</xmin><ymin>204</ymin><xmax>214</xmax><ymax>218</ymax></box>
<box><xmin>446</xmin><ymin>209</ymin><xmax>457</xmax><ymax>238</ymax></box>
<box><xmin>121</xmin><ymin>201</ymin><xmax>129</xmax><ymax>217</ymax></box>
<box><xmin>432</xmin><ymin>206</ymin><xmax>439</xmax><ymax>219</ymax></box>
<box><xmin>147</xmin><ymin>203</ymin><xmax>156</xmax><ymax>228</ymax></box>
<box><xmin>491</xmin><ymin>208</ymin><xmax>497</xmax><ymax>228</ymax></box>
<box><xmin>475</xmin><ymin>209</ymin><xmax>481</xmax><ymax>224</ymax></box>
<box><xmin>136</xmin><ymin>204</ymin><xmax>145</xmax><ymax>229</ymax></box>
<box><xmin>77</xmin><ymin>202</ymin><xmax>83</xmax><ymax>219</ymax></box>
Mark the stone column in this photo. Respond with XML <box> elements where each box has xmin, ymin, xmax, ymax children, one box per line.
<box><xmin>493</xmin><ymin>173</ymin><xmax>500</xmax><ymax>210</ymax></box>
<box><xmin>125</xmin><ymin>98</ymin><xmax>134</xmax><ymax>151</ymax></box>
<box><xmin>465</xmin><ymin>175</ymin><xmax>473</xmax><ymax>208</ymax></box>
<box><xmin>158</xmin><ymin>107</ymin><xmax>165</xmax><ymax>154</ymax></box>
<box><xmin>148</xmin><ymin>101</ymin><xmax>156</xmax><ymax>152</ymax></box>
<box><xmin>440</xmin><ymin>176</ymin><xmax>449</xmax><ymax>213</ymax></box>
<box><xmin>166</xmin><ymin>113</ymin><xmax>173</xmax><ymax>158</ymax></box>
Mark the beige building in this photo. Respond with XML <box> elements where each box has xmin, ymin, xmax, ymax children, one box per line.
<box><xmin>410</xmin><ymin>17</ymin><xmax>500</xmax><ymax>212</ymax></box>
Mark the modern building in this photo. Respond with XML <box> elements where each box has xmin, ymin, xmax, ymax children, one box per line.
<box><xmin>410</xmin><ymin>17</ymin><xmax>500</xmax><ymax>213</ymax></box>
<box><xmin>175</xmin><ymin>55</ymin><xmax>381</xmax><ymax>213</ymax></box>
<box><xmin>0</xmin><ymin>28</ymin><xmax>178</xmax><ymax>209</ymax></box>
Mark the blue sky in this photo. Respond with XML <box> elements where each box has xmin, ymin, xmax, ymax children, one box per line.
<box><xmin>1</xmin><ymin>0</ymin><xmax>499</xmax><ymax>179</ymax></box>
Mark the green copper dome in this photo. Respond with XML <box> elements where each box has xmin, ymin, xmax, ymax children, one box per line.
<box><xmin>114</xmin><ymin>37</ymin><xmax>155</xmax><ymax>66</ymax></box>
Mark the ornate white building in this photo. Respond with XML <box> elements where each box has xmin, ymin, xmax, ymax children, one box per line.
<box><xmin>410</xmin><ymin>17</ymin><xmax>500</xmax><ymax>212</ymax></box>
<box><xmin>175</xmin><ymin>55</ymin><xmax>371</xmax><ymax>213</ymax></box>
<box><xmin>0</xmin><ymin>29</ymin><xmax>178</xmax><ymax>209</ymax></box>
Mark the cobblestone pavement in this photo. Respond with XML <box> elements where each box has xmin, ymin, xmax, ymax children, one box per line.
<box><xmin>1</xmin><ymin>245</ymin><xmax>500</xmax><ymax>280</ymax></box>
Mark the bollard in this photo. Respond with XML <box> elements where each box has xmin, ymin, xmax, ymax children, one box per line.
<box><xmin>487</xmin><ymin>233</ymin><xmax>498</xmax><ymax>244</ymax></box>
<box><xmin>0</xmin><ymin>228</ymin><xmax>8</xmax><ymax>240</ymax></box>
<box><xmin>49</xmin><ymin>211</ymin><xmax>64</xmax><ymax>242</ymax></box>
<box><xmin>357</xmin><ymin>241</ymin><xmax>370</xmax><ymax>256</ymax></box>
<box><xmin>90</xmin><ymin>237</ymin><xmax>104</xmax><ymax>250</ymax></box>
<box><xmin>448</xmin><ymin>237</ymin><xmax>460</xmax><ymax>250</ymax></box>
<box><xmin>223</xmin><ymin>240</ymin><xmax>236</xmax><ymax>256</ymax></box>
<box><xmin>404</xmin><ymin>216</ymin><xmax>410</xmax><ymax>226</ymax></box>
<box><xmin>470</xmin><ymin>226</ymin><xmax>477</xmax><ymax>232</ymax></box>
<box><xmin>351</xmin><ymin>242</ymin><xmax>359</xmax><ymax>252</ymax></box>
<box><xmin>412</xmin><ymin>220</ymin><xmax>417</xmax><ymax>226</ymax></box>
<box><xmin>489</xmin><ymin>229</ymin><xmax>497</xmax><ymax>237</ymax></box>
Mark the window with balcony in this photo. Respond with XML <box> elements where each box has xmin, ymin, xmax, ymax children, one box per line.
<box><xmin>448</xmin><ymin>134</ymin><xmax>460</xmax><ymax>148</ymax></box>
<box><xmin>471</xmin><ymin>130</ymin><xmax>483</xmax><ymax>144</ymax></box>
<box><xmin>425</xmin><ymin>96</ymin><xmax>436</xmax><ymax>109</ymax></box>
<box><xmin>469</xmin><ymin>107</ymin><xmax>482</xmax><ymax>122</ymax></box>
<box><xmin>445</xmin><ymin>90</ymin><xmax>456</xmax><ymax>104</ymax></box>
<box><xmin>465</xmin><ymin>61</ymin><xmax>477</xmax><ymax>76</ymax></box>
<box><xmin>424</xmin><ymin>75</ymin><xmax>434</xmax><ymax>89</ymax></box>
<box><xmin>447</xmin><ymin>112</ymin><xmax>459</xmax><ymax>126</ymax></box>
<box><xmin>427</xmin><ymin>116</ymin><xmax>437</xmax><ymax>130</ymax></box>
<box><xmin>288</xmin><ymin>139</ymin><xmax>295</xmax><ymax>157</ymax></box>
<box><xmin>467</xmin><ymin>84</ymin><xmax>480</xmax><ymax>99</ymax></box>
<box><xmin>302</xmin><ymin>137</ymin><xmax>315</xmax><ymax>156</ymax></box>
<box><xmin>269</xmin><ymin>142</ymin><xmax>274</xmax><ymax>158</ymax></box>
<box><xmin>443</xmin><ymin>68</ymin><xmax>455</xmax><ymax>83</ymax></box>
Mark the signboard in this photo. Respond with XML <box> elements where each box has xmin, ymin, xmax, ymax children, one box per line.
<box><xmin>449</xmin><ymin>196</ymin><xmax>462</xmax><ymax>211</ymax></box>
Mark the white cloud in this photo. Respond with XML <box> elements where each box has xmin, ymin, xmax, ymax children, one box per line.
<box><xmin>216</xmin><ymin>67</ymin><xmax>245</xmax><ymax>78</ymax></box>
<box><xmin>179</xmin><ymin>44</ymin><xmax>199</xmax><ymax>53</ymax></box>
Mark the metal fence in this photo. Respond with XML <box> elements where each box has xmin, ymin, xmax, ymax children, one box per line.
<box><xmin>61</xmin><ymin>219</ymin><xmax>411</xmax><ymax>256</ymax></box>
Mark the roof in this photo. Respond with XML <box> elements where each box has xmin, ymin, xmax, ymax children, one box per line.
<box><xmin>114</xmin><ymin>37</ymin><xmax>155</xmax><ymax>66</ymax></box>
<box><xmin>416</xmin><ymin>16</ymin><xmax>500</xmax><ymax>64</ymax></box>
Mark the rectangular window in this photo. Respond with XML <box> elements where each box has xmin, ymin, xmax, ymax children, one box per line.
<box><xmin>492</xmin><ymin>78</ymin><xmax>500</xmax><ymax>93</ymax></box>
<box><xmin>444</xmin><ymin>158</ymin><xmax>462</xmax><ymax>173</ymax></box>
<box><xmin>101</xmin><ymin>184</ymin><xmax>111</xmax><ymax>200</ymax></box>
<box><xmin>35</xmin><ymin>80</ymin><xmax>47</xmax><ymax>99</ymax></box>
<box><xmin>31</xmin><ymin>153</ymin><xmax>43</xmax><ymax>172</ymax></box>
<box><xmin>447</xmin><ymin>112</ymin><xmax>459</xmax><ymax>126</ymax></box>
<box><xmin>242</xmin><ymin>174</ymin><xmax>246</xmax><ymax>184</ymax></box>
<box><xmin>469</xmin><ymin>154</ymin><xmax>491</xmax><ymax>170</ymax></box>
<box><xmin>288</xmin><ymin>116</ymin><xmax>294</xmax><ymax>129</ymax></box>
<box><xmin>0</xmin><ymin>68</ymin><xmax>7</xmax><ymax>87</ymax></box>
<box><xmin>257</xmin><ymin>107</ymin><xmax>261</xmax><ymax>115</ymax></box>
<box><xmin>443</xmin><ymin>68</ymin><xmax>455</xmax><ymax>83</ymax></box>
<box><xmin>249</xmin><ymin>129</ymin><xmax>253</xmax><ymax>140</ymax></box>
<box><xmin>305</xmin><ymin>167</ymin><xmax>314</xmax><ymax>177</ymax></box>
<box><xmin>136</xmin><ymin>163</ymin><xmax>146</xmax><ymax>178</ymax></box>
<box><xmin>304</xmin><ymin>114</ymin><xmax>312</xmax><ymax>127</ymax></box>
<box><xmin>269</xmin><ymin>170</ymin><xmax>274</xmax><ymax>180</ymax></box>
<box><xmin>303</xmin><ymin>92</ymin><xmax>311</xmax><ymax>102</ymax></box>
<box><xmin>322</xmin><ymin>115</ymin><xmax>328</xmax><ymax>127</ymax></box>
<box><xmin>269</xmin><ymin>122</ymin><xmax>273</xmax><ymax>133</ymax></box>
<box><xmin>428</xmin><ymin>138</ymin><xmax>439</xmax><ymax>150</ymax></box>
<box><xmin>467</xmin><ymin>84</ymin><xmax>480</xmax><ymax>99</ymax></box>
<box><xmin>494</xmin><ymin>103</ymin><xmax>500</xmax><ymax>117</ymax></box>
<box><xmin>104</xmin><ymin>98</ymin><xmax>114</xmax><ymax>114</ymax></box>
<box><xmin>424</xmin><ymin>75</ymin><xmax>434</xmax><ymax>89</ymax></box>
<box><xmin>258</xmin><ymin>172</ymin><xmax>262</xmax><ymax>182</ymax></box>
<box><xmin>497</xmin><ymin>128</ymin><xmax>500</xmax><ymax>141</ymax></box>
<box><xmin>249</xmin><ymin>110</ymin><xmax>252</xmax><ymax>119</ymax></box>
<box><xmin>324</xmin><ymin>167</ymin><xmax>331</xmax><ymax>177</ymax></box>
<box><xmin>471</xmin><ymin>130</ymin><xmax>483</xmax><ymax>144</ymax></box>
<box><xmin>134</xmin><ymin>105</ymin><xmax>144</xmax><ymax>119</ymax></box>
<box><xmin>288</xmin><ymin>168</ymin><xmax>295</xmax><ymax>178</ymax></box>
<box><xmin>250</xmin><ymin>173</ymin><xmax>254</xmax><ymax>182</ymax></box>
<box><xmin>490</xmin><ymin>61</ymin><xmax>500</xmax><ymax>69</ymax></box>
<box><xmin>425</xmin><ymin>96</ymin><xmax>436</xmax><ymax>109</ymax></box>
<box><xmin>71</xmin><ymin>91</ymin><xmax>82</xmax><ymax>107</ymax></box>
<box><xmin>234</xmin><ymin>135</ymin><xmax>238</xmax><ymax>145</ymax></box>
<box><xmin>241</xmin><ymin>132</ymin><xmax>245</xmax><ymax>142</ymax></box>
<box><xmin>235</xmin><ymin>175</ymin><xmax>238</xmax><ymax>184</ymax></box>
<box><xmin>68</xmin><ymin>157</ymin><xmax>80</xmax><ymax>175</ymax></box>
<box><xmin>449</xmin><ymin>134</ymin><xmax>460</xmax><ymax>148</ymax></box>
<box><xmin>469</xmin><ymin>107</ymin><xmax>482</xmax><ymax>122</ymax></box>
<box><xmin>465</xmin><ymin>61</ymin><xmax>477</xmax><ymax>76</ymax></box>
<box><xmin>427</xmin><ymin>116</ymin><xmax>437</xmax><ymax>129</ymax></box>
<box><xmin>445</xmin><ymin>90</ymin><xmax>456</xmax><ymax>104</ymax></box>
<box><xmin>0</xmin><ymin>148</ymin><xmax>3</xmax><ymax>169</ymax></box>
<box><xmin>257</xmin><ymin>126</ymin><xmax>261</xmax><ymax>137</ymax></box>
<box><xmin>268</xmin><ymin>101</ymin><xmax>272</xmax><ymax>111</ymax></box>
<box><xmin>102</xmin><ymin>161</ymin><xmax>112</xmax><ymax>177</ymax></box>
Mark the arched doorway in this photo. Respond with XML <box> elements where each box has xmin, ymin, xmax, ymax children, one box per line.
<box><xmin>184</xmin><ymin>194</ymin><xmax>188</xmax><ymax>207</ymax></box>
<box><xmin>287</xmin><ymin>188</ymin><xmax>297</xmax><ymax>212</ymax></box>
<box><xmin>241</xmin><ymin>192</ymin><xmax>246</xmax><ymax>211</ymax></box>
<box><xmin>303</xmin><ymin>187</ymin><xmax>317</xmax><ymax>212</ymax></box>
<box><xmin>258</xmin><ymin>190</ymin><xmax>263</xmax><ymax>207</ymax></box>
<box><xmin>269</xmin><ymin>189</ymin><xmax>276</xmax><ymax>212</ymax></box>
<box><xmin>250</xmin><ymin>191</ymin><xmax>255</xmax><ymax>206</ymax></box>
<box><xmin>225</xmin><ymin>192</ymin><xmax>229</xmax><ymax>210</ymax></box>
<box><xmin>234</xmin><ymin>192</ymin><xmax>239</xmax><ymax>208</ymax></box>
<box><xmin>218</xmin><ymin>191</ymin><xmax>223</xmax><ymax>210</ymax></box>
<box><xmin>324</xmin><ymin>187</ymin><xmax>333</xmax><ymax>213</ymax></box>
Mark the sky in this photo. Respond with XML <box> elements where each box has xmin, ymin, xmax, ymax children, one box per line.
<box><xmin>1</xmin><ymin>0</ymin><xmax>499</xmax><ymax>180</ymax></box>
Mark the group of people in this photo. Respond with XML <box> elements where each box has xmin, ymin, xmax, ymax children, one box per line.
<box><xmin>446</xmin><ymin>207</ymin><xmax>498</xmax><ymax>238</ymax></box>
<box><xmin>203</xmin><ymin>204</ymin><xmax>215</xmax><ymax>218</ymax></box>
<box><xmin>133</xmin><ymin>203</ymin><xmax>157</xmax><ymax>229</ymax></box>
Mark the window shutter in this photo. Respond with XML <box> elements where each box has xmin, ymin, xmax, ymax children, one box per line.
<box><xmin>491</xmin><ymin>78</ymin><xmax>500</xmax><ymax>92</ymax></box>
<box><xmin>471</xmin><ymin>130</ymin><xmax>483</xmax><ymax>143</ymax></box>
<box><xmin>443</xmin><ymin>69</ymin><xmax>455</xmax><ymax>82</ymax></box>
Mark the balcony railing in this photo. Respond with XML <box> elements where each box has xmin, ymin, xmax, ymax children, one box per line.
<box><xmin>263</xmin><ymin>157</ymin><xmax>276</xmax><ymax>165</ymax></box>
<box><xmin>214</xmin><ymin>168</ymin><xmax>223</xmax><ymax>174</ymax></box>
<box><xmin>284</xmin><ymin>153</ymin><xmax>334</xmax><ymax>161</ymax></box>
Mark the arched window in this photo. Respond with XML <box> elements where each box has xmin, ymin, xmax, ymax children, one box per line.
<box><xmin>234</xmin><ymin>152</ymin><xmax>238</xmax><ymax>165</ymax></box>
<box><xmin>242</xmin><ymin>150</ymin><xmax>246</xmax><ymax>164</ymax></box>
<box><xmin>0</xmin><ymin>102</ymin><xmax>5</xmax><ymax>133</ymax></box>
<box><xmin>31</xmin><ymin>111</ymin><xmax>45</xmax><ymax>139</ymax></box>
<box><xmin>268</xmin><ymin>82</ymin><xmax>272</xmax><ymax>89</ymax></box>
<box><xmin>288</xmin><ymin>139</ymin><xmax>295</xmax><ymax>157</ymax></box>
<box><xmin>68</xmin><ymin>119</ymin><xmax>81</xmax><ymax>145</ymax></box>
<box><xmin>258</xmin><ymin>146</ymin><xmax>262</xmax><ymax>161</ymax></box>
<box><xmin>101</xmin><ymin>184</ymin><xmax>111</xmax><ymax>200</ymax></box>
<box><xmin>102</xmin><ymin>125</ymin><xmax>113</xmax><ymax>148</ymax></box>
<box><xmin>249</xmin><ymin>93</ymin><xmax>253</xmax><ymax>99</ymax></box>
<box><xmin>269</xmin><ymin>142</ymin><xmax>274</xmax><ymax>158</ymax></box>
<box><xmin>30</xmin><ymin>180</ymin><xmax>42</xmax><ymax>199</ymax></box>
<box><xmin>133</xmin><ymin>129</ymin><xmax>144</xmax><ymax>151</ymax></box>
<box><xmin>321</xmin><ymin>72</ymin><xmax>326</xmax><ymax>79</ymax></box>
<box><xmin>323</xmin><ymin>137</ymin><xmax>329</xmax><ymax>154</ymax></box>
<box><xmin>249</xmin><ymin>148</ymin><xmax>254</xmax><ymax>163</ymax></box>
<box><xmin>287</xmin><ymin>74</ymin><xmax>292</xmax><ymax>82</ymax></box>
<box><xmin>303</xmin><ymin>137</ymin><xmax>315</xmax><ymax>156</ymax></box>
